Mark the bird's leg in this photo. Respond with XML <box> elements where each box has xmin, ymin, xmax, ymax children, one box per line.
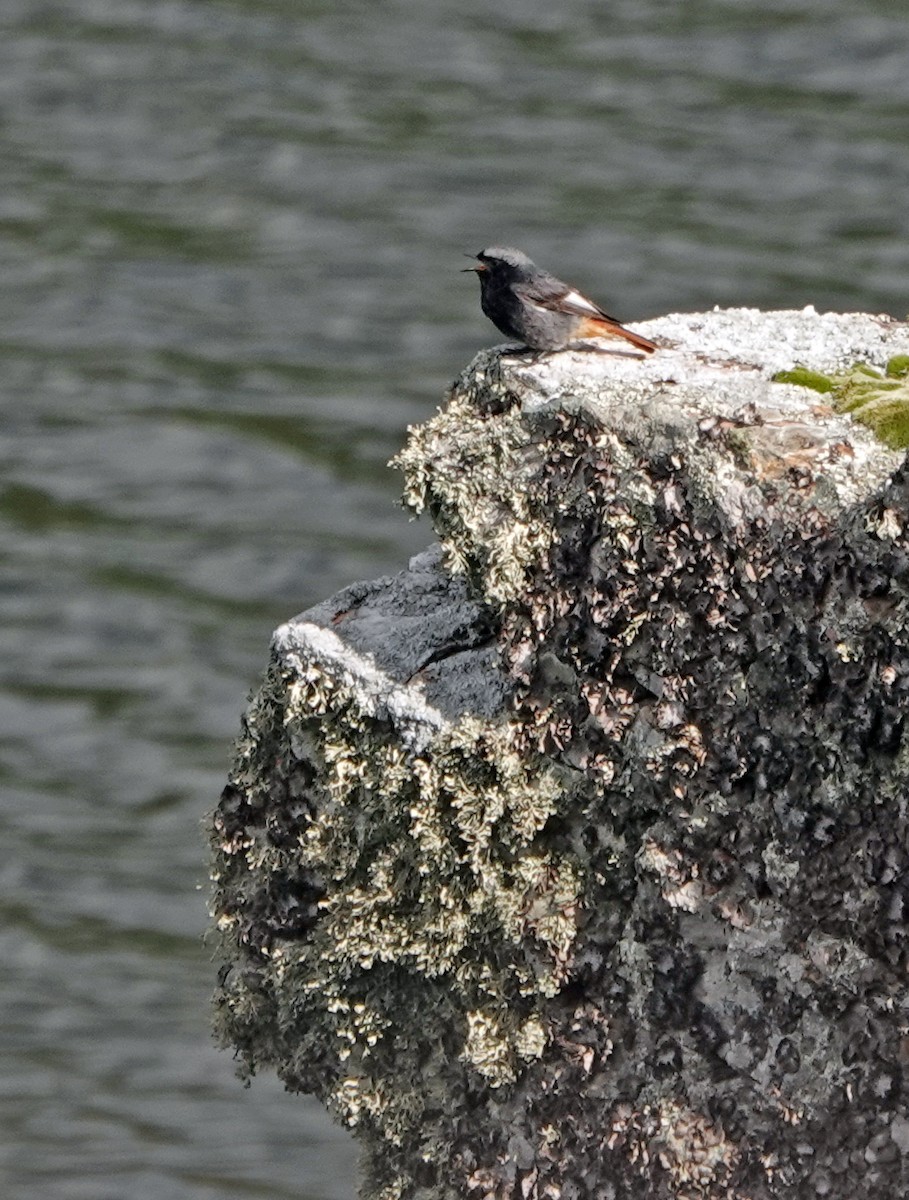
<box><xmin>499</xmin><ymin>345</ymin><xmax>556</xmax><ymax>364</ymax></box>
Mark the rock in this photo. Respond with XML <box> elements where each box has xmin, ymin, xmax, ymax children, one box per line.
<box><xmin>210</xmin><ymin>308</ymin><xmax>909</xmax><ymax>1200</ymax></box>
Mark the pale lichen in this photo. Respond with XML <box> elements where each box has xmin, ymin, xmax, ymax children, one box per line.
<box><xmin>211</xmin><ymin>637</ymin><xmax>584</xmax><ymax>1165</ymax></box>
<box><xmin>393</xmin><ymin>390</ymin><xmax>557</xmax><ymax>605</ymax></box>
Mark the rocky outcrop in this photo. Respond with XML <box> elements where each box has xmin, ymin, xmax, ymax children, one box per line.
<box><xmin>210</xmin><ymin>308</ymin><xmax>909</xmax><ymax>1199</ymax></box>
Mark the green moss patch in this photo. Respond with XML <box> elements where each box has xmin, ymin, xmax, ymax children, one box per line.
<box><xmin>773</xmin><ymin>356</ymin><xmax>909</xmax><ymax>449</ymax></box>
<box><xmin>772</xmin><ymin>367</ymin><xmax>835</xmax><ymax>394</ymax></box>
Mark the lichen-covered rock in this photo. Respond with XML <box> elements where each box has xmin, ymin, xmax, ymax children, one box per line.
<box><xmin>210</xmin><ymin>309</ymin><xmax>909</xmax><ymax>1200</ymax></box>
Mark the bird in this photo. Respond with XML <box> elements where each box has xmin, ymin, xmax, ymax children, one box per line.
<box><xmin>464</xmin><ymin>246</ymin><xmax>657</xmax><ymax>356</ymax></box>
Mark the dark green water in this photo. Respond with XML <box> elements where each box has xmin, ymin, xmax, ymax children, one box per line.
<box><xmin>2</xmin><ymin>1</ymin><xmax>908</xmax><ymax>1196</ymax></box>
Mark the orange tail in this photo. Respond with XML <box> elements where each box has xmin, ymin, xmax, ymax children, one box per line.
<box><xmin>576</xmin><ymin>315</ymin><xmax>657</xmax><ymax>354</ymax></box>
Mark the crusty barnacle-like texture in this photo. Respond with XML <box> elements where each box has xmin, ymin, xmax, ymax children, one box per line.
<box><xmin>210</xmin><ymin>642</ymin><xmax>586</xmax><ymax>1193</ymax></box>
<box><xmin>214</xmin><ymin>314</ymin><xmax>909</xmax><ymax>1200</ymax></box>
<box><xmin>392</xmin><ymin>352</ymin><xmax>909</xmax><ymax>1196</ymax></box>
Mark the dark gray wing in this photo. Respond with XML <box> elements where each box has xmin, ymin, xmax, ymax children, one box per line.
<box><xmin>513</xmin><ymin>277</ymin><xmax>621</xmax><ymax>324</ymax></box>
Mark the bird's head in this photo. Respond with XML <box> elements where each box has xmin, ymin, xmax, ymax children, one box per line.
<box><xmin>462</xmin><ymin>247</ymin><xmax>536</xmax><ymax>282</ymax></box>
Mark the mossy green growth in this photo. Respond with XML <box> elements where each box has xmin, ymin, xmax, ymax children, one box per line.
<box><xmin>772</xmin><ymin>367</ymin><xmax>835</xmax><ymax>394</ymax></box>
<box><xmin>773</xmin><ymin>358</ymin><xmax>909</xmax><ymax>450</ymax></box>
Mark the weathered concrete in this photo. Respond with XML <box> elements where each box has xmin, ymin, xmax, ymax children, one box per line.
<box><xmin>210</xmin><ymin>308</ymin><xmax>909</xmax><ymax>1200</ymax></box>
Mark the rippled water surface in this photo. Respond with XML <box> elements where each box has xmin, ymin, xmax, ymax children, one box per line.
<box><xmin>2</xmin><ymin>1</ymin><xmax>908</xmax><ymax>1196</ymax></box>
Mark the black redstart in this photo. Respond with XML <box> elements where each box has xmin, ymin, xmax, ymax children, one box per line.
<box><xmin>464</xmin><ymin>246</ymin><xmax>657</xmax><ymax>355</ymax></box>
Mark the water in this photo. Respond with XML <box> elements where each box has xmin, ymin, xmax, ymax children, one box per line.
<box><xmin>2</xmin><ymin>1</ymin><xmax>908</xmax><ymax>1196</ymax></box>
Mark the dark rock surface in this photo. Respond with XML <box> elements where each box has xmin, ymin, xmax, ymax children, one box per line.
<box><xmin>210</xmin><ymin>309</ymin><xmax>909</xmax><ymax>1199</ymax></box>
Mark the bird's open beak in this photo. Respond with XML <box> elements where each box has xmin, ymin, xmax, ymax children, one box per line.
<box><xmin>461</xmin><ymin>254</ymin><xmax>487</xmax><ymax>273</ymax></box>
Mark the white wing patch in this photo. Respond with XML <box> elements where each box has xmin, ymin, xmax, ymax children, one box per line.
<box><xmin>563</xmin><ymin>288</ymin><xmax>601</xmax><ymax>315</ymax></box>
